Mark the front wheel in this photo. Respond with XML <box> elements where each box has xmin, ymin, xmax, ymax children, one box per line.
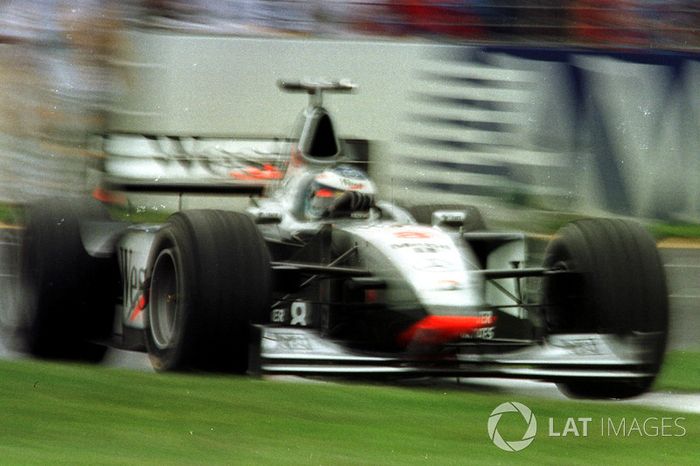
<box><xmin>543</xmin><ymin>218</ymin><xmax>668</xmax><ymax>399</ymax></box>
<box><xmin>145</xmin><ymin>210</ymin><xmax>271</xmax><ymax>373</ymax></box>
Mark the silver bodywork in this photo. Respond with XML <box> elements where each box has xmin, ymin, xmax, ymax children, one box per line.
<box><xmin>255</xmin><ymin>328</ymin><xmax>656</xmax><ymax>380</ymax></box>
<box><xmin>102</xmin><ymin>79</ymin><xmax>660</xmax><ymax>385</ymax></box>
<box><xmin>240</xmin><ymin>169</ymin><xmax>657</xmax><ymax>380</ymax></box>
<box><xmin>116</xmin><ymin>224</ymin><xmax>160</xmax><ymax>332</ymax></box>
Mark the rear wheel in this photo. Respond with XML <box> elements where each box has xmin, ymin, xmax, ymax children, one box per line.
<box><xmin>407</xmin><ymin>204</ymin><xmax>486</xmax><ymax>231</ymax></box>
<box><xmin>19</xmin><ymin>198</ymin><xmax>117</xmax><ymax>362</ymax></box>
<box><xmin>543</xmin><ymin>218</ymin><xmax>668</xmax><ymax>398</ymax></box>
<box><xmin>145</xmin><ymin>210</ymin><xmax>271</xmax><ymax>372</ymax></box>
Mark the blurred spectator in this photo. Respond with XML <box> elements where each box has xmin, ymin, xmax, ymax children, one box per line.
<box><xmin>475</xmin><ymin>0</ymin><xmax>520</xmax><ymax>40</ymax></box>
<box><xmin>569</xmin><ymin>0</ymin><xmax>651</xmax><ymax>47</ymax></box>
<box><xmin>141</xmin><ymin>0</ymin><xmax>317</xmax><ymax>35</ymax></box>
<box><xmin>0</xmin><ymin>0</ymin><xmax>128</xmax><ymax>201</ymax></box>
<box><xmin>655</xmin><ymin>1</ymin><xmax>700</xmax><ymax>49</ymax></box>
<box><xmin>117</xmin><ymin>0</ymin><xmax>700</xmax><ymax>50</ymax></box>
<box><xmin>504</xmin><ymin>1</ymin><xmax>571</xmax><ymax>43</ymax></box>
<box><xmin>0</xmin><ymin>1</ymin><xmax>55</xmax><ymax>139</ymax></box>
<box><xmin>388</xmin><ymin>0</ymin><xmax>487</xmax><ymax>39</ymax></box>
<box><xmin>141</xmin><ymin>0</ymin><xmax>248</xmax><ymax>33</ymax></box>
<box><xmin>47</xmin><ymin>0</ymin><xmax>126</xmax><ymax>138</ymax></box>
<box><xmin>336</xmin><ymin>1</ymin><xmax>407</xmax><ymax>37</ymax></box>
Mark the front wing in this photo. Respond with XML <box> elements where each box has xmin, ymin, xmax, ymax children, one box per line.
<box><xmin>249</xmin><ymin>326</ymin><xmax>661</xmax><ymax>382</ymax></box>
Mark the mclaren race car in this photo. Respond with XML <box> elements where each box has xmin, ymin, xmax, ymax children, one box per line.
<box><xmin>13</xmin><ymin>80</ymin><xmax>668</xmax><ymax>399</ymax></box>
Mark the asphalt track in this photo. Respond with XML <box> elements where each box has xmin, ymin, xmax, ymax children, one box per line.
<box><xmin>1</xmin><ymin>228</ymin><xmax>699</xmax><ymax>413</ymax></box>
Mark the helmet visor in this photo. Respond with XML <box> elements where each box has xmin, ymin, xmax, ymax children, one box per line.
<box><xmin>305</xmin><ymin>183</ymin><xmax>343</xmax><ymax>219</ymax></box>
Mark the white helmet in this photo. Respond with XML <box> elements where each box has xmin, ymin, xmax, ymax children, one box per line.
<box><xmin>304</xmin><ymin>165</ymin><xmax>376</xmax><ymax>219</ymax></box>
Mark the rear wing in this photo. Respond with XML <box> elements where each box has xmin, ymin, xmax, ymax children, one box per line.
<box><xmin>98</xmin><ymin>133</ymin><xmax>369</xmax><ymax>194</ymax></box>
<box><xmin>278</xmin><ymin>79</ymin><xmax>356</xmax><ymax>107</ymax></box>
<box><xmin>277</xmin><ymin>79</ymin><xmax>357</xmax><ymax>164</ymax></box>
<box><xmin>99</xmin><ymin>133</ymin><xmax>284</xmax><ymax>194</ymax></box>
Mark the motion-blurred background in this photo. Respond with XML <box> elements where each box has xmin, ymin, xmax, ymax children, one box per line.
<box><xmin>0</xmin><ymin>1</ymin><xmax>699</xmax><ymax>228</ymax></box>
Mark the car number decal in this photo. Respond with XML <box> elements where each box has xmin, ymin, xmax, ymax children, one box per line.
<box><xmin>270</xmin><ymin>301</ymin><xmax>312</xmax><ymax>327</ymax></box>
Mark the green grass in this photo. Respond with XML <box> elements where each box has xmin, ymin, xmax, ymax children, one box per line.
<box><xmin>656</xmin><ymin>350</ymin><xmax>700</xmax><ymax>392</ymax></box>
<box><xmin>106</xmin><ymin>204</ymin><xmax>171</xmax><ymax>224</ymax></box>
<box><xmin>0</xmin><ymin>202</ymin><xmax>172</xmax><ymax>227</ymax></box>
<box><xmin>0</xmin><ymin>203</ymin><xmax>21</xmax><ymax>225</ymax></box>
<box><xmin>649</xmin><ymin>223</ymin><xmax>700</xmax><ymax>240</ymax></box>
<box><xmin>490</xmin><ymin>206</ymin><xmax>700</xmax><ymax>240</ymax></box>
<box><xmin>0</xmin><ymin>359</ymin><xmax>699</xmax><ymax>465</ymax></box>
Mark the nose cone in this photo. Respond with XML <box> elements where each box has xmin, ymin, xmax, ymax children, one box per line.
<box><xmin>396</xmin><ymin>314</ymin><xmax>497</xmax><ymax>347</ymax></box>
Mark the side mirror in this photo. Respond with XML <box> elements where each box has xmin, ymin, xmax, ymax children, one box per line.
<box><xmin>431</xmin><ymin>210</ymin><xmax>466</xmax><ymax>229</ymax></box>
<box><xmin>249</xmin><ymin>207</ymin><xmax>283</xmax><ymax>224</ymax></box>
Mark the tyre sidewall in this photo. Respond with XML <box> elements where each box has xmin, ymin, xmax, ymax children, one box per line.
<box><xmin>144</xmin><ymin>210</ymin><xmax>271</xmax><ymax>372</ymax></box>
<box><xmin>145</xmin><ymin>226</ymin><xmax>195</xmax><ymax>371</ymax></box>
<box><xmin>19</xmin><ymin>198</ymin><xmax>114</xmax><ymax>361</ymax></box>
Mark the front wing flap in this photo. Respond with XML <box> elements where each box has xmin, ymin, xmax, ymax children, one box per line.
<box><xmin>250</xmin><ymin>326</ymin><xmax>661</xmax><ymax>381</ymax></box>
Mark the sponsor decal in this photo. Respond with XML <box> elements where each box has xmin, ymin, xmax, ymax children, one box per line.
<box><xmin>337</xmin><ymin>177</ymin><xmax>365</xmax><ymax>190</ymax></box>
<box><xmin>434</xmin><ymin>279</ymin><xmax>462</xmax><ymax>290</ymax></box>
<box><xmin>391</xmin><ymin>242</ymin><xmax>450</xmax><ymax>253</ymax></box>
<box><xmin>550</xmin><ymin>336</ymin><xmax>602</xmax><ymax>355</ymax></box>
<box><xmin>276</xmin><ymin>333</ymin><xmax>313</xmax><ymax>351</ymax></box>
<box><xmin>469</xmin><ymin>311</ymin><xmax>495</xmax><ymax>339</ymax></box>
<box><xmin>393</xmin><ymin>230</ymin><xmax>433</xmax><ymax>239</ymax></box>
<box><xmin>229</xmin><ymin>164</ymin><xmax>283</xmax><ymax>181</ymax></box>
<box><xmin>333</xmin><ymin>165</ymin><xmax>367</xmax><ymax>178</ymax></box>
<box><xmin>397</xmin><ymin>315</ymin><xmax>493</xmax><ymax>346</ymax></box>
<box><xmin>119</xmin><ymin>247</ymin><xmax>146</xmax><ymax>314</ymax></box>
<box><xmin>411</xmin><ymin>258</ymin><xmax>453</xmax><ymax>271</ymax></box>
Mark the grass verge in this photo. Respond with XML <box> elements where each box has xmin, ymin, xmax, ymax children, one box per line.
<box><xmin>656</xmin><ymin>350</ymin><xmax>700</xmax><ymax>393</ymax></box>
<box><xmin>0</xmin><ymin>203</ymin><xmax>21</xmax><ymax>226</ymax></box>
<box><xmin>105</xmin><ymin>204</ymin><xmax>171</xmax><ymax>224</ymax></box>
<box><xmin>0</xmin><ymin>359</ymin><xmax>698</xmax><ymax>465</ymax></box>
<box><xmin>649</xmin><ymin>223</ymin><xmax>700</xmax><ymax>240</ymax></box>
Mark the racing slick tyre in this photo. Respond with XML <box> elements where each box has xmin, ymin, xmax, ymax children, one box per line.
<box><xmin>19</xmin><ymin>198</ymin><xmax>117</xmax><ymax>362</ymax></box>
<box><xmin>543</xmin><ymin>218</ymin><xmax>668</xmax><ymax>399</ymax></box>
<box><xmin>407</xmin><ymin>204</ymin><xmax>486</xmax><ymax>231</ymax></box>
<box><xmin>145</xmin><ymin>210</ymin><xmax>271</xmax><ymax>373</ymax></box>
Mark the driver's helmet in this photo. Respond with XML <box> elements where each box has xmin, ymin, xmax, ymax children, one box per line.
<box><xmin>303</xmin><ymin>165</ymin><xmax>376</xmax><ymax>219</ymax></box>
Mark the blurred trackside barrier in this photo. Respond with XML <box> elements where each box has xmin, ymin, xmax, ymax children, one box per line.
<box><xmin>109</xmin><ymin>30</ymin><xmax>700</xmax><ymax>223</ymax></box>
<box><xmin>1</xmin><ymin>1</ymin><xmax>699</xmax><ymax>206</ymax></box>
<box><xmin>127</xmin><ymin>1</ymin><xmax>700</xmax><ymax>51</ymax></box>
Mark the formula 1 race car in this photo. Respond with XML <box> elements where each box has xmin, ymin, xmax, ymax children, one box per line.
<box><xmin>12</xmin><ymin>80</ymin><xmax>668</xmax><ymax>399</ymax></box>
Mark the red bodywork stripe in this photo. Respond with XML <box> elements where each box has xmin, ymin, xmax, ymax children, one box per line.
<box><xmin>229</xmin><ymin>164</ymin><xmax>283</xmax><ymax>181</ymax></box>
<box><xmin>129</xmin><ymin>294</ymin><xmax>148</xmax><ymax>322</ymax></box>
<box><xmin>397</xmin><ymin>315</ymin><xmax>496</xmax><ymax>346</ymax></box>
<box><xmin>92</xmin><ymin>187</ymin><xmax>127</xmax><ymax>206</ymax></box>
